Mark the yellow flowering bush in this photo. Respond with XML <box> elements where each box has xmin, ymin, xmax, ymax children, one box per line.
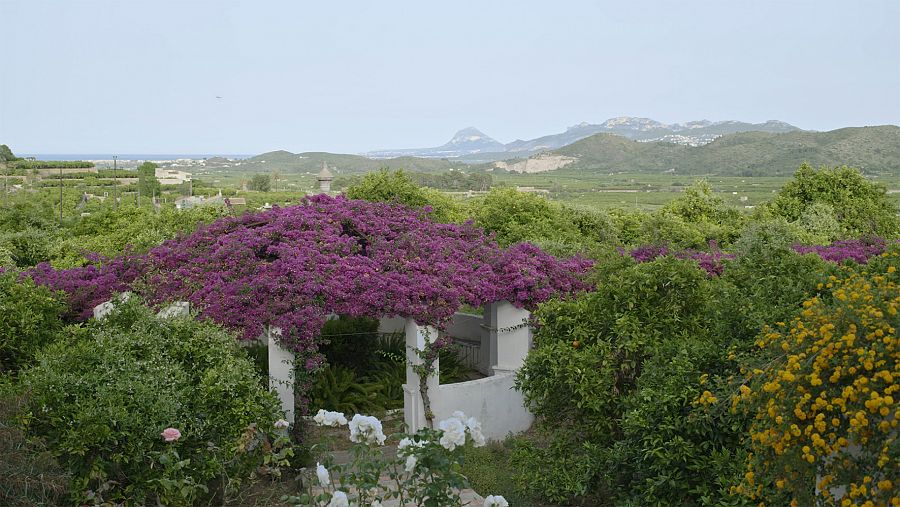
<box><xmin>734</xmin><ymin>251</ymin><xmax>899</xmax><ymax>506</ymax></box>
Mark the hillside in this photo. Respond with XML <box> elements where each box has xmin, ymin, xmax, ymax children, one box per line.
<box><xmin>546</xmin><ymin>125</ymin><xmax>900</xmax><ymax>176</ymax></box>
<box><xmin>366</xmin><ymin>117</ymin><xmax>803</xmax><ymax>160</ymax></box>
<box><xmin>231</xmin><ymin>150</ymin><xmax>464</xmax><ymax>175</ymax></box>
<box><xmin>505</xmin><ymin>118</ymin><xmax>801</xmax><ymax>153</ymax></box>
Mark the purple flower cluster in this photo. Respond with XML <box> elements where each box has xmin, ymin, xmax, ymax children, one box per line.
<box><xmin>623</xmin><ymin>242</ymin><xmax>735</xmax><ymax>276</ymax></box>
<box><xmin>792</xmin><ymin>238</ymin><xmax>892</xmax><ymax>264</ymax></box>
<box><xmin>27</xmin><ymin>254</ymin><xmax>145</xmax><ymax>320</ymax></box>
<box><xmin>26</xmin><ymin>195</ymin><xmax>592</xmax><ymax>359</ymax></box>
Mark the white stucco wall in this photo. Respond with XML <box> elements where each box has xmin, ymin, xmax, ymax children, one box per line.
<box><xmin>403</xmin><ymin>302</ymin><xmax>535</xmax><ymax>440</ymax></box>
<box><xmin>446</xmin><ymin>312</ymin><xmax>483</xmax><ymax>341</ymax></box>
<box><xmin>430</xmin><ymin>371</ymin><xmax>533</xmax><ymax>441</ymax></box>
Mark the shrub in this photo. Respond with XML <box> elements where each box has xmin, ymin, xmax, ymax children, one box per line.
<box><xmin>796</xmin><ymin>202</ymin><xmax>842</xmax><ymax>243</ymax></box>
<box><xmin>309</xmin><ymin>365</ymin><xmax>386</xmax><ymax>415</ymax></box>
<box><xmin>711</xmin><ymin>221</ymin><xmax>837</xmax><ymax>345</ymax></box>
<box><xmin>345</xmin><ymin>169</ymin><xmax>429</xmax><ymax>207</ymax></box>
<box><xmin>0</xmin><ymin>380</ymin><xmax>70</xmax><ymax>506</ymax></box>
<box><xmin>0</xmin><ymin>271</ymin><xmax>67</xmax><ymax>374</ymax></box>
<box><xmin>345</xmin><ymin>169</ymin><xmax>463</xmax><ymax>222</ymax></box>
<box><xmin>0</xmin><ymin>228</ymin><xmax>53</xmax><ymax>267</ymax></box>
<box><xmin>733</xmin><ymin>249</ymin><xmax>899</xmax><ymax>506</ymax></box>
<box><xmin>657</xmin><ymin>180</ymin><xmax>745</xmax><ymax>247</ymax></box>
<box><xmin>19</xmin><ymin>300</ymin><xmax>286</xmax><ymax>505</ymax></box>
<box><xmin>635</xmin><ymin>209</ymin><xmax>709</xmax><ymax>249</ymax></box>
<box><xmin>472</xmin><ymin>188</ymin><xmax>585</xmax><ymax>247</ymax></box>
<box><xmin>766</xmin><ymin>164</ymin><xmax>900</xmax><ymax>238</ymax></box>
<box><xmin>516</xmin><ymin>257</ymin><xmax>747</xmax><ymax>504</ymax></box>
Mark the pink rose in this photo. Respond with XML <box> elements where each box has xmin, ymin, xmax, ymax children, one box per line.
<box><xmin>161</xmin><ymin>427</ymin><xmax>181</xmax><ymax>442</ymax></box>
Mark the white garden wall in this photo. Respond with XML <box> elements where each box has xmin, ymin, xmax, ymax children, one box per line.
<box><xmin>402</xmin><ymin>301</ymin><xmax>534</xmax><ymax>441</ymax></box>
<box><xmin>430</xmin><ymin>371</ymin><xmax>533</xmax><ymax>440</ymax></box>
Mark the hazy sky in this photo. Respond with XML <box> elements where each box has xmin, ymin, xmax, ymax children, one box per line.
<box><xmin>1</xmin><ymin>0</ymin><xmax>898</xmax><ymax>155</ymax></box>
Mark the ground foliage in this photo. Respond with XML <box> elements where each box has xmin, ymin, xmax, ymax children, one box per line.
<box><xmin>17</xmin><ymin>300</ymin><xmax>286</xmax><ymax>505</ymax></box>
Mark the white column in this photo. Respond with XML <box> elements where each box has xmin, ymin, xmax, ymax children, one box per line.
<box><xmin>267</xmin><ymin>327</ymin><xmax>295</xmax><ymax>423</ymax></box>
<box><xmin>489</xmin><ymin>301</ymin><xmax>531</xmax><ymax>373</ymax></box>
<box><xmin>481</xmin><ymin>304</ymin><xmax>495</xmax><ymax>375</ymax></box>
<box><xmin>403</xmin><ymin>319</ymin><xmax>439</xmax><ymax>432</ymax></box>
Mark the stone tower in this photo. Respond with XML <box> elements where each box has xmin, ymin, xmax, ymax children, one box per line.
<box><xmin>317</xmin><ymin>162</ymin><xmax>334</xmax><ymax>193</ymax></box>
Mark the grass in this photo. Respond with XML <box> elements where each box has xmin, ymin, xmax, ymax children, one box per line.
<box><xmin>460</xmin><ymin>436</ymin><xmax>552</xmax><ymax>507</ymax></box>
<box><xmin>0</xmin><ymin>388</ymin><xmax>71</xmax><ymax>506</ymax></box>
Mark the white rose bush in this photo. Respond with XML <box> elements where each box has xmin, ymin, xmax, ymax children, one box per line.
<box><xmin>284</xmin><ymin>409</ymin><xmax>497</xmax><ymax>506</ymax></box>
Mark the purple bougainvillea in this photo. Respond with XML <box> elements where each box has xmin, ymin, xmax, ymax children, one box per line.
<box><xmin>792</xmin><ymin>238</ymin><xmax>892</xmax><ymax>264</ymax></box>
<box><xmin>26</xmin><ymin>195</ymin><xmax>593</xmax><ymax>358</ymax></box>
<box><xmin>624</xmin><ymin>242</ymin><xmax>735</xmax><ymax>276</ymax></box>
<box><xmin>625</xmin><ymin>237</ymin><xmax>898</xmax><ymax>276</ymax></box>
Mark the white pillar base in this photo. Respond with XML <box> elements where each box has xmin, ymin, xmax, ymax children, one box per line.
<box><xmin>402</xmin><ymin>319</ymin><xmax>439</xmax><ymax>432</ymax></box>
<box><xmin>267</xmin><ymin>327</ymin><xmax>295</xmax><ymax>423</ymax></box>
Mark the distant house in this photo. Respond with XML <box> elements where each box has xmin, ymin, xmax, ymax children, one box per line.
<box><xmin>155</xmin><ymin>168</ymin><xmax>192</xmax><ymax>185</ymax></box>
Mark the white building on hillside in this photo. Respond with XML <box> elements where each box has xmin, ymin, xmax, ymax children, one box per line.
<box><xmin>155</xmin><ymin>168</ymin><xmax>192</xmax><ymax>185</ymax></box>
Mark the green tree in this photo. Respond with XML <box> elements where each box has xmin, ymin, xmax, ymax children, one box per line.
<box><xmin>766</xmin><ymin>163</ymin><xmax>899</xmax><ymax>237</ymax></box>
<box><xmin>346</xmin><ymin>169</ymin><xmax>463</xmax><ymax>222</ymax></box>
<box><xmin>136</xmin><ymin>162</ymin><xmax>161</xmax><ymax>198</ymax></box>
<box><xmin>0</xmin><ymin>144</ymin><xmax>18</xmax><ymax>162</ymax></box>
<box><xmin>248</xmin><ymin>173</ymin><xmax>271</xmax><ymax>192</ymax></box>
<box><xmin>472</xmin><ymin>188</ymin><xmax>587</xmax><ymax>248</ymax></box>
<box><xmin>346</xmin><ymin>169</ymin><xmax>429</xmax><ymax>207</ymax></box>
<box><xmin>654</xmin><ymin>180</ymin><xmax>745</xmax><ymax>247</ymax></box>
<box><xmin>515</xmin><ymin>257</ymin><xmax>750</xmax><ymax>504</ymax></box>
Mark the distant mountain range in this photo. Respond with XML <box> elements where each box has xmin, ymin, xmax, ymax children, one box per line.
<box><xmin>228</xmin><ymin>124</ymin><xmax>900</xmax><ymax>178</ymax></box>
<box><xmin>533</xmin><ymin>125</ymin><xmax>900</xmax><ymax>176</ymax></box>
<box><xmin>365</xmin><ymin>117</ymin><xmax>803</xmax><ymax>160</ymax></box>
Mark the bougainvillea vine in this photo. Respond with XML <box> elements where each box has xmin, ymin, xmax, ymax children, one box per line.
<box><xmin>26</xmin><ymin>195</ymin><xmax>593</xmax><ymax>360</ymax></box>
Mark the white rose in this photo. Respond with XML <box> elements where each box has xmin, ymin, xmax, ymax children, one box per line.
<box><xmin>371</xmin><ymin>501</ymin><xmax>383</xmax><ymax>507</ymax></box>
<box><xmin>438</xmin><ymin>417</ymin><xmax>467</xmax><ymax>451</ymax></box>
<box><xmin>484</xmin><ymin>495</ymin><xmax>509</xmax><ymax>507</ymax></box>
<box><xmin>315</xmin><ymin>409</ymin><xmax>348</xmax><ymax>427</ymax></box>
<box><xmin>349</xmin><ymin>414</ymin><xmax>386</xmax><ymax>445</ymax></box>
<box><xmin>316</xmin><ymin>462</ymin><xmax>330</xmax><ymax>487</ymax></box>
<box><xmin>326</xmin><ymin>411</ymin><xmax>348</xmax><ymax>426</ymax></box>
<box><xmin>465</xmin><ymin>417</ymin><xmax>487</xmax><ymax>447</ymax></box>
<box><xmin>405</xmin><ymin>454</ymin><xmax>418</xmax><ymax>473</ymax></box>
<box><xmin>328</xmin><ymin>491</ymin><xmax>349</xmax><ymax>507</ymax></box>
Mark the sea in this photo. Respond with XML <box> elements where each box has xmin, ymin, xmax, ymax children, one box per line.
<box><xmin>20</xmin><ymin>154</ymin><xmax>253</xmax><ymax>161</ymax></box>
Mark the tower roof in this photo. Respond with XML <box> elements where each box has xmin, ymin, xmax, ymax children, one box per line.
<box><xmin>317</xmin><ymin>162</ymin><xmax>333</xmax><ymax>180</ymax></box>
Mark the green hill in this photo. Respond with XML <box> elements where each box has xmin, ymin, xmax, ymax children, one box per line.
<box><xmin>238</xmin><ymin>151</ymin><xmax>466</xmax><ymax>175</ymax></box>
<box><xmin>551</xmin><ymin>126</ymin><xmax>900</xmax><ymax>176</ymax></box>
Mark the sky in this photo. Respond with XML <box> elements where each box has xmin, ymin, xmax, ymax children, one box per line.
<box><xmin>1</xmin><ymin>0</ymin><xmax>898</xmax><ymax>155</ymax></box>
